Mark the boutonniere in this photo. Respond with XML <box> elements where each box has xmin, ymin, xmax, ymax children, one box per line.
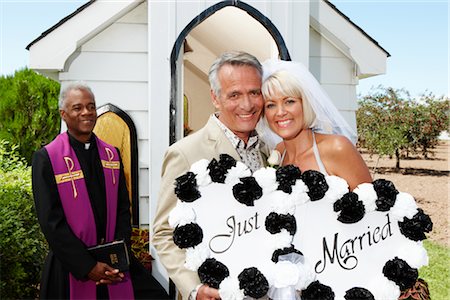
<box><xmin>267</xmin><ymin>150</ymin><xmax>282</xmax><ymax>168</ymax></box>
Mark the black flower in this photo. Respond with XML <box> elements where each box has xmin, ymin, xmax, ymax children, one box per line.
<box><xmin>302</xmin><ymin>170</ymin><xmax>329</xmax><ymax>201</ymax></box>
<box><xmin>302</xmin><ymin>280</ymin><xmax>335</xmax><ymax>300</ymax></box>
<box><xmin>198</xmin><ymin>258</ymin><xmax>229</xmax><ymax>289</ymax></box>
<box><xmin>173</xmin><ymin>223</ymin><xmax>203</xmax><ymax>249</ymax></box>
<box><xmin>398</xmin><ymin>208</ymin><xmax>433</xmax><ymax>241</ymax></box>
<box><xmin>373</xmin><ymin>179</ymin><xmax>398</xmax><ymax>211</ymax></box>
<box><xmin>208</xmin><ymin>159</ymin><xmax>227</xmax><ymax>183</ymax></box>
<box><xmin>271</xmin><ymin>245</ymin><xmax>303</xmax><ymax>263</ymax></box>
<box><xmin>265</xmin><ymin>212</ymin><xmax>297</xmax><ymax>235</ymax></box>
<box><xmin>207</xmin><ymin>154</ymin><xmax>237</xmax><ymax>183</ymax></box>
<box><xmin>344</xmin><ymin>287</ymin><xmax>374</xmax><ymax>300</ymax></box>
<box><xmin>382</xmin><ymin>257</ymin><xmax>418</xmax><ymax>291</ymax></box>
<box><xmin>174</xmin><ymin>172</ymin><xmax>200</xmax><ymax>202</ymax></box>
<box><xmin>238</xmin><ymin>267</ymin><xmax>269</xmax><ymax>299</ymax></box>
<box><xmin>276</xmin><ymin>164</ymin><xmax>302</xmax><ymax>194</ymax></box>
<box><xmin>334</xmin><ymin>192</ymin><xmax>365</xmax><ymax>223</ymax></box>
<box><xmin>219</xmin><ymin>153</ymin><xmax>237</xmax><ymax>170</ymax></box>
<box><xmin>232</xmin><ymin>177</ymin><xmax>263</xmax><ymax>206</ymax></box>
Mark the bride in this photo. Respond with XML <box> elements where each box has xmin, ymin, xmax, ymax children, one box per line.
<box><xmin>258</xmin><ymin>59</ymin><xmax>372</xmax><ymax>191</ymax></box>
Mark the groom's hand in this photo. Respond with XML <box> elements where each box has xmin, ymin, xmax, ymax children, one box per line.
<box><xmin>196</xmin><ymin>284</ymin><xmax>220</xmax><ymax>300</ymax></box>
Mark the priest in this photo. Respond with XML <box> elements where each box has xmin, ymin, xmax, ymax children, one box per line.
<box><xmin>32</xmin><ymin>83</ymin><xmax>134</xmax><ymax>299</ymax></box>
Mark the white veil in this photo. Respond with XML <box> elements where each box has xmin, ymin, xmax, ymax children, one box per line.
<box><xmin>257</xmin><ymin>59</ymin><xmax>357</xmax><ymax>150</ymax></box>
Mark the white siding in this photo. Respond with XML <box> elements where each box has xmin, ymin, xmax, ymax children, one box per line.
<box><xmin>60</xmin><ymin>52</ymin><xmax>148</xmax><ymax>82</ymax></box>
<box><xmin>309</xmin><ymin>28</ymin><xmax>358</xmax><ymax>133</ymax></box>
<box><xmin>81</xmin><ymin>23</ymin><xmax>147</xmax><ymax>53</ymax></box>
<box><xmin>83</xmin><ymin>81</ymin><xmax>148</xmax><ymax>111</ymax></box>
<box><xmin>139</xmin><ymin>196</ymin><xmax>150</xmax><ymax>228</ymax></box>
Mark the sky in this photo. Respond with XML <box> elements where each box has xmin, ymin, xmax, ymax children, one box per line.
<box><xmin>0</xmin><ymin>0</ymin><xmax>448</xmax><ymax>98</ymax></box>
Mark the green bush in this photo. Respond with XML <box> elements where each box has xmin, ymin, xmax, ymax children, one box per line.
<box><xmin>0</xmin><ymin>68</ymin><xmax>60</xmax><ymax>165</ymax></box>
<box><xmin>0</xmin><ymin>140</ymin><xmax>27</xmax><ymax>172</ymax></box>
<box><xmin>0</xmin><ymin>141</ymin><xmax>48</xmax><ymax>299</ymax></box>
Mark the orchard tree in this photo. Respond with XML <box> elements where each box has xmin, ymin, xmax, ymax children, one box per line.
<box><xmin>406</xmin><ymin>93</ymin><xmax>449</xmax><ymax>157</ymax></box>
<box><xmin>0</xmin><ymin>68</ymin><xmax>60</xmax><ymax>164</ymax></box>
<box><xmin>357</xmin><ymin>86</ymin><xmax>449</xmax><ymax>169</ymax></box>
<box><xmin>357</xmin><ymin>86</ymin><xmax>412</xmax><ymax>169</ymax></box>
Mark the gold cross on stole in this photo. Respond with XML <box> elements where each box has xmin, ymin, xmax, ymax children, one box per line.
<box><xmin>102</xmin><ymin>147</ymin><xmax>120</xmax><ymax>185</ymax></box>
<box><xmin>54</xmin><ymin>157</ymin><xmax>84</xmax><ymax>198</ymax></box>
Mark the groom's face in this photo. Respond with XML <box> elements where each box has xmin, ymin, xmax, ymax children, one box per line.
<box><xmin>211</xmin><ymin>64</ymin><xmax>263</xmax><ymax>143</ymax></box>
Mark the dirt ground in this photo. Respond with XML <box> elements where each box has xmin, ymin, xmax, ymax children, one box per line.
<box><xmin>361</xmin><ymin>141</ymin><xmax>449</xmax><ymax>247</ymax></box>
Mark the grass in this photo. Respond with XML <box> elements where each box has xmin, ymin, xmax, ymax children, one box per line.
<box><xmin>419</xmin><ymin>240</ymin><xmax>450</xmax><ymax>299</ymax></box>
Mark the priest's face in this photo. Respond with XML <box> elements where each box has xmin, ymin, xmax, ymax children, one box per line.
<box><xmin>60</xmin><ymin>88</ymin><xmax>97</xmax><ymax>143</ymax></box>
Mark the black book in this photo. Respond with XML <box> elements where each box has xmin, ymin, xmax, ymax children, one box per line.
<box><xmin>88</xmin><ymin>240</ymin><xmax>130</xmax><ymax>272</ymax></box>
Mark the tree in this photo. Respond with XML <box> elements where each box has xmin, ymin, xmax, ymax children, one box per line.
<box><xmin>406</xmin><ymin>93</ymin><xmax>449</xmax><ymax>158</ymax></box>
<box><xmin>0</xmin><ymin>68</ymin><xmax>60</xmax><ymax>165</ymax></box>
<box><xmin>357</xmin><ymin>86</ymin><xmax>449</xmax><ymax>169</ymax></box>
<box><xmin>357</xmin><ymin>86</ymin><xmax>411</xmax><ymax>169</ymax></box>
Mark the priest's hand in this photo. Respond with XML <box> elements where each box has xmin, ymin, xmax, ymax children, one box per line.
<box><xmin>88</xmin><ymin>262</ymin><xmax>124</xmax><ymax>285</ymax></box>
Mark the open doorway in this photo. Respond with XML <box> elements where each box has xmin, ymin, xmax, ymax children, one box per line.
<box><xmin>169</xmin><ymin>1</ymin><xmax>291</xmax><ymax>145</ymax></box>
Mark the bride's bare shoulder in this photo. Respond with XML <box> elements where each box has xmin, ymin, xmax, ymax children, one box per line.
<box><xmin>316</xmin><ymin>133</ymin><xmax>354</xmax><ymax>154</ymax></box>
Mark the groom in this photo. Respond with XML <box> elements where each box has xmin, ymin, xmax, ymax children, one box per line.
<box><xmin>152</xmin><ymin>51</ymin><xmax>269</xmax><ymax>300</ymax></box>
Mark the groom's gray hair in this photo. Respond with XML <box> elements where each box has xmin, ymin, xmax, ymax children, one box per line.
<box><xmin>208</xmin><ymin>51</ymin><xmax>262</xmax><ymax>97</ymax></box>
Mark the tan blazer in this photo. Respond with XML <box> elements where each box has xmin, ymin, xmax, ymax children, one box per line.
<box><xmin>152</xmin><ymin>116</ymin><xmax>268</xmax><ymax>299</ymax></box>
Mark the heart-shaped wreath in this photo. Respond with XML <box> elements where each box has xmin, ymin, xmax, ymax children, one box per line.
<box><xmin>169</xmin><ymin>154</ymin><xmax>432</xmax><ymax>300</ymax></box>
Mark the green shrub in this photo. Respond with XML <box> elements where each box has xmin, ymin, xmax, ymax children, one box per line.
<box><xmin>0</xmin><ymin>139</ymin><xmax>27</xmax><ymax>172</ymax></box>
<box><xmin>0</xmin><ymin>68</ymin><xmax>60</xmax><ymax>165</ymax></box>
<box><xmin>0</xmin><ymin>142</ymin><xmax>48</xmax><ymax>299</ymax></box>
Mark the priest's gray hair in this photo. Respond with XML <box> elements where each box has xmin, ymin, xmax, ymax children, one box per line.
<box><xmin>59</xmin><ymin>82</ymin><xmax>95</xmax><ymax>110</ymax></box>
<box><xmin>208</xmin><ymin>51</ymin><xmax>262</xmax><ymax>98</ymax></box>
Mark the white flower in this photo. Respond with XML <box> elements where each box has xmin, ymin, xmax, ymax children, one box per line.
<box><xmin>168</xmin><ymin>201</ymin><xmax>196</xmax><ymax>228</ymax></box>
<box><xmin>368</xmin><ymin>275</ymin><xmax>400</xmax><ymax>300</ymax></box>
<box><xmin>294</xmin><ymin>259</ymin><xmax>316</xmax><ymax>291</ymax></box>
<box><xmin>219</xmin><ymin>277</ymin><xmax>245</xmax><ymax>300</ymax></box>
<box><xmin>288</xmin><ymin>180</ymin><xmax>309</xmax><ymax>206</ymax></box>
<box><xmin>267</xmin><ymin>150</ymin><xmax>282</xmax><ymax>167</ymax></box>
<box><xmin>190</xmin><ymin>159</ymin><xmax>211</xmax><ymax>186</ymax></box>
<box><xmin>390</xmin><ymin>192</ymin><xmax>418</xmax><ymax>221</ymax></box>
<box><xmin>258</xmin><ymin>262</ymin><xmax>276</xmax><ymax>287</ymax></box>
<box><xmin>225</xmin><ymin>161</ymin><xmax>251</xmax><ymax>185</ymax></box>
<box><xmin>396</xmin><ymin>241</ymin><xmax>429</xmax><ymax>269</ymax></box>
<box><xmin>253</xmin><ymin>167</ymin><xmax>278</xmax><ymax>193</ymax></box>
<box><xmin>184</xmin><ymin>243</ymin><xmax>210</xmax><ymax>271</ymax></box>
<box><xmin>273</xmin><ymin>261</ymin><xmax>300</xmax><ymax>288</ymax></box>
<box><xmin>353</xmin><ymin>182</ymin><xmax>378</xmax><ymax>213</ymax></box>
<box><xmin>270</xmin><ymin>229</ymin><xmax>293</xmax><ymax>251</ymax></box>
<box><xmin>323</xmin><ymin>176</ymin><xmax>349</xmax><ymax>203</ymax></box>
<box><xmin>270</xmin><ymin>190</ymin><xmax>296</xmax><ymax>215</ymax></box>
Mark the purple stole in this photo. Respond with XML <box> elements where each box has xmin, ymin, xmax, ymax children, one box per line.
<box><xmin>45</xmin><ymin>132</ymin><xmax>134</xmax><ymax>299</ymax></box>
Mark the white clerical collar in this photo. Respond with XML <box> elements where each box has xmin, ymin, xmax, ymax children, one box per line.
<box><xmin>84</xmin><ymin>143</ymin><xmax>90</xmax><ymax>150</ymax></box>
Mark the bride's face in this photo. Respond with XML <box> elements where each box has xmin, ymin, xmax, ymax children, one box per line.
<box><xmin>264</xmin><ymin>93</ymin><xmax>304</xmax><ymax>140</ymax></box>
